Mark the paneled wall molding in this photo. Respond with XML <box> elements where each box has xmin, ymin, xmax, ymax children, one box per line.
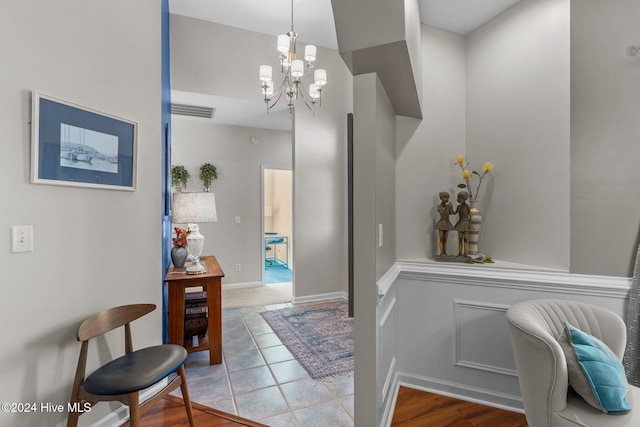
<box><xmin>379</xmin><ymin>297</ymin><xmax>397</xmax><ymax>328</ymax></box>
<box><xmin>377</xmin><ymin>262</ymin><xmax>401</xmax><ymax>302</ymax></box>
<box><xmin>381</xmin><ymin>356</ymin><xmax>397</xmax><ymax>403</ymax></box>
<box><xmin>453</xmin><ymin>300</ymin><xmax>517</xmax><ymax>377</ymax></box>
<box><xmin>391</xmin><ymin>261</ymin><xmax>631</xmax><ymax>298</ymax></box>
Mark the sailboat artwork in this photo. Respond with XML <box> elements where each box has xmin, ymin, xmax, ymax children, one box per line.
<box><xmin>59</xmin><ymin>123</ymin><xmax>119</xmax><ymax>174</ymax></box>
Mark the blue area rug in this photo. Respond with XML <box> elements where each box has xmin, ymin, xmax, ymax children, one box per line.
<box><xmin>260</xmin><ymin>300</ymin><xmax>353</xmax><ymax>379</ymax></box>
<box><xmin>265</xmin><ymin>262</ymin><xmax>292</xmax><ymax>284</ymax></box>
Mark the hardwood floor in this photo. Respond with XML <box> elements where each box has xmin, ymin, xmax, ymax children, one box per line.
<box><xmin>120</xmin><ymin>395</ymin><xmax>268</xmax><ymax>427</ymax></box>
<box><xmin>391</xmin><ymin>387</ymin><xmax>528</xmax><ymax>427</ymax></box>
<box><xmin>124</xmin><ymin>387</ymin><xmax>527</xmax><ymax>426</ymax></box>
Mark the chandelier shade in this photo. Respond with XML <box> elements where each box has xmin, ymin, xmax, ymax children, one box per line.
<box><xmin>259</xmin><ymin>0</ymin><xmax>327</xmax><ymax>114</ymax></box>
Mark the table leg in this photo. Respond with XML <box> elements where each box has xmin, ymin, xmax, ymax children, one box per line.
<box><xmin>206</xmin><ymin>279</ymin><xmax>222</xmax><ymax>364</ymax></box>
<box><xmin>168</xmin><ymin>284</ymin><xmax>185</xmax><ymax>347</ymax></box>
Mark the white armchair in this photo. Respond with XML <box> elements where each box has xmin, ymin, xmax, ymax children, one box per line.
<box><xmin>506</xmin><ymin>299</ymin><xmax>640</xmax><ymax>427</ymax></box>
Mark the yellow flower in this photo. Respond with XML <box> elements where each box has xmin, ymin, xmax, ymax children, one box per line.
<box><xmin>482</xmin><ymin>162</ymin><xmax>494</xmax><ymax>173</ymax></box>
<box><xmin>453</xmin><ymin>157</ymin><xmax>494</xmax><ymax>201</ymax></box>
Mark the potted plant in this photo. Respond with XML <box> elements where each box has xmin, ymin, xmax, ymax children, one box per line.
<box><xmin>199</xmin><ymin>162</ymin><xmax>218</xmax><ymax>191</ymax></box>
<box><xmin>171</xmin><ymin>165</ymin><xmax>189</xmax><ymax>191</ymax></box>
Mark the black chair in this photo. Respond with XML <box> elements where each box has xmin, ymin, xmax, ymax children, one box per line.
<box><xmin>67</xmin><ymin>304</ymin><xmax>195</xmax><ymax>427</ymax></box>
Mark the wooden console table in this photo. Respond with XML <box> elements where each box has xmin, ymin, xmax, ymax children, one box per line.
<box><xmin>165</xmin><ymin>256</ymin><xmax>225</xmax><ymax>365</ymax></box>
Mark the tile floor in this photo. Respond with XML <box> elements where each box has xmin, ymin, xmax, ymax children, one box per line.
<box><xmin>173</xmin><ymin>303</ymin><xmax>354</xmax><ymax>427</ymax></box>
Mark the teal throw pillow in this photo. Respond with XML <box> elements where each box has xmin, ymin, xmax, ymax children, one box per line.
<box><xmin>561</xmin><ymin>322</ymin><xmax>631</xmax><ymax>413</ymax></box>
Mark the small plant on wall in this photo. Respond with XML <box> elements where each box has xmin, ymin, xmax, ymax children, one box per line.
<box><xmin>200</xmin><ymin>163</ymin><xmax>218</xmax><ymax>191</ymax></box>
<box><xmin>171</xmin><ymin>165</ymin><xmax>189</xmax><ymax>191</ymax></box>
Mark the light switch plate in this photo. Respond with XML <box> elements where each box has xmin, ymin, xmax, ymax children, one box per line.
<box><xmin>11</xmin><ymin>225</ymin><xmax>33</xmax><ymax>253</ymax></box>
<box><xmin>378</xmin><ymin>224</ymin><xmax>383</xmax><ymax>248</ymax></box>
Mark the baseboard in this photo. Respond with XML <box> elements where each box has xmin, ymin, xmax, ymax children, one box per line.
<box><xmin>222</xmin><ymin>281</ymin><xmax>263</xmax><ymax>290</ymax></box>
<box><xmin>292</xmin><ymin>291</ymin><xmax>348</xmax><ymax>304</ymax></box>
<box><xmin>395</xmin><ymin>372</ymin><xmax>524</xmax><ymax>413</ymax></box>
<box><xmin>87</xmin><ymin>380</ymin><xmax>168</xmax><ymax>427</ymax></box>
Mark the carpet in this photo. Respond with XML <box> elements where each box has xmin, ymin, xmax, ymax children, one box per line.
<box><xmin>265</xmin><ymin>263</ymin><xmax>292</xmax><ymax>284</ymax></box>
<box><xmin>260</xmin><ymin>300</ymin><xmax>353</xmax><ymax>379</ymax></box>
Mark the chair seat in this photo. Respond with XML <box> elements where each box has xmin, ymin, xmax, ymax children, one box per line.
<box><xmin>83</xmin><ymin>344</ymin><xmax>187</xmax><ymax>395</ymax></box>
<box><xmin>554</xmin><ymin>385</ymin><xmax>640</xmax><ymax>427</ymax></box>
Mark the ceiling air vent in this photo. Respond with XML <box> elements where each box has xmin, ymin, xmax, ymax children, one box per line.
<box><xmin>171</xmin><ymin>103</ymin><xmax>216</xmax><ymax>119</ymax></box>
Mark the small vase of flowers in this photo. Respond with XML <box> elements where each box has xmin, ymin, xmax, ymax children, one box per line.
<box><xmin>454</xmin><ymin>155</ymin><xmax>494</xmax><ymax>202</ymax></box>
<box><xmin>171</xmin><ymin>227</ymin><xmax>191</xmax><ymax>268</ymax></box>
<box><xmin>454</xmin><ymin>155</ymin><xmax>494</xmax><ymax>259</ymax></box>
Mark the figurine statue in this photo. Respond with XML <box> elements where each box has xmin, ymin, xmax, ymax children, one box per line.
<box><xmin>454</xmin><ymin>191</ymin><xmax>471</xmax><ymax>257</ymax></box>
<box><xmin>435</xmin><ymin>191</ymin><xmax>454</xmax><ymax>256</ymax></box>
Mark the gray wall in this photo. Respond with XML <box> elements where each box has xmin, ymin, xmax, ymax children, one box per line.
<box><xmin>397</xmin><ymin>0</ymin><xmax>580</xmax><ymax>273</ymax></box>
<box><xmin>397</xmin><ymin>0</ymin><xmax>640</xmax><ymax>277</ymax></box>
<box><xmin>0</xmin><ymin>1</ymin><xmax>162</xmax><ymax>426</ymax></box>
<box><xmin>171</xmin><ymin>120</ymin><xmax>292</xmax><ymax>285</ymax></box>
<box><xmin>570</xmin><ymin>0</ymin><xmax>640</xmax><ymax>276</ymax></box>
<box><xmin>352</xmin><ymin>73</ymin><xmax>397</xmax><ymax>427</ymax></box>
<box><xmin>466</xmin><ymin>0</ymin><xmax>571</xmax><ymax>270</ymax></box>
<box><xmin>396</xmin><ymin>26</ymin><xmax>467</xmax><ymax>260</ymax></box>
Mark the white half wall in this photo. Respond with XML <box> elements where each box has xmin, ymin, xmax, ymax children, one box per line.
<box><xmin>377</xmin><ymin>262</ymin><xmax>630</xmax><ymax>426</ymax></box>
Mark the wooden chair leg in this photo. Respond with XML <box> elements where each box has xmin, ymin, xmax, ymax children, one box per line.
<box><xmin>178</xmin><ymin>365</ymin><xmax>196</xmax><ymax>427</ymax></box>
<box><xmin>129</xmin><ymin>392</ymin><xmax>140</xmax><ymax>427</ymax></box>
<box><xmin>68</xmin><ymin>342</ymin><xmax>87</xmax><ymax>427</ymax></box>
<box><xmin>66</xmin><ymin>409</ymin><xmax>79</xmax><ymax>427</ymax></box>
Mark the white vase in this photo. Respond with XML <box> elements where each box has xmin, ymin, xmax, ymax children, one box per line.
<box><xmin>468</xmin><ymin>200</ymin><xmax>482</xmax><ymax>255</ymax></box>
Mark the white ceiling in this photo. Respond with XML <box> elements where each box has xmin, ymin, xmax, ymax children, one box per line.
<box><xmin>420</xmin><ymin>0</ymin><xmax>521</xmax><ymax>36</ymax></box>
<box><xmin>168</xmin><ymin>0</ymin><xmax>521</xmax><ymax>130</ymax></box>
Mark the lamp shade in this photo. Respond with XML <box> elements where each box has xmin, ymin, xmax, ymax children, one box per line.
<box><xmin>291</xmin><ymin>60</ymin><xmax>304</xmax><ymax>77</ymax></box>
<box><xmin>172</xmin><ymin>192</ymin><xmax>217</xmax><ymax>224</ymax></box>
<box><xmin>265</xmin><ymin>80</ymin><xmax>274</xmax><ymax>97</ymax></box>
<box><xmin>259</xmin><ymin>65</ymin><xmax>272</xmax><ymax>82</ymax></box>
<box><xmin>314</xmin><ymin>69</ymin><xmax>327</xmax><ymax>86</ymax></box>
<box><xmin>304</xmin><ymin>45</ymin><xmax>316</xmax><ymax>62</ymax></box>
<box><xmin>309</xmin><ymin>83</ymin><xmax>320</xmax><ymax>99</ymax></box>
<box><xmin>277</xmin><ymin>34</ymin><xmax>289</xmax><ymax>53</ymax></box>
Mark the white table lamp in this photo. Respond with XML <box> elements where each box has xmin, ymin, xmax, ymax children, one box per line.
<box><xmin>172</xmin><ymin>192</ymin><xmax>217</xmax><ymax>274</ymax></box>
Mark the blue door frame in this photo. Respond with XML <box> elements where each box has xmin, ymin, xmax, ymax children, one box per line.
<box><xmin>161</xmin><ymin>0</ymin><xmax>172</xmax><ymax>343</ymax></box>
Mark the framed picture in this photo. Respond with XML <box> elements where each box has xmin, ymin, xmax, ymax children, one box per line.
<box><xmin>31</xmin><ymin>92</ymin><xmax>137</xmax><ymax>191</ymax></box>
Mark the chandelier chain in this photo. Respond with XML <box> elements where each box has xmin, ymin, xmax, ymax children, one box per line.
<box><xmin>290</xmin><ymin>0</ymin><xmax>294</xmax><ymax>32</ymax></box>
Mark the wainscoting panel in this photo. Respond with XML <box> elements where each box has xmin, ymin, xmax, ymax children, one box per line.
<box><xmin>377</xmin><ymin>279</ymin><xmax>399</xmax><ymax>426</ymax></box>
<box><xmin>453</xmin><ymin>300</ymin><xmax>517</xmax><ymax>376</ymax></box>
<box><xmin>377</xmin><ymin>260</ymin><xmax>630</xmax><ymax>421</ymax></box>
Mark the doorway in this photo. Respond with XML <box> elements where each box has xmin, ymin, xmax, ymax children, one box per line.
<box><xmin>262</xmin><ymin>167</ymin><xmax>293</xmax><ymax>288</ymax></box>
